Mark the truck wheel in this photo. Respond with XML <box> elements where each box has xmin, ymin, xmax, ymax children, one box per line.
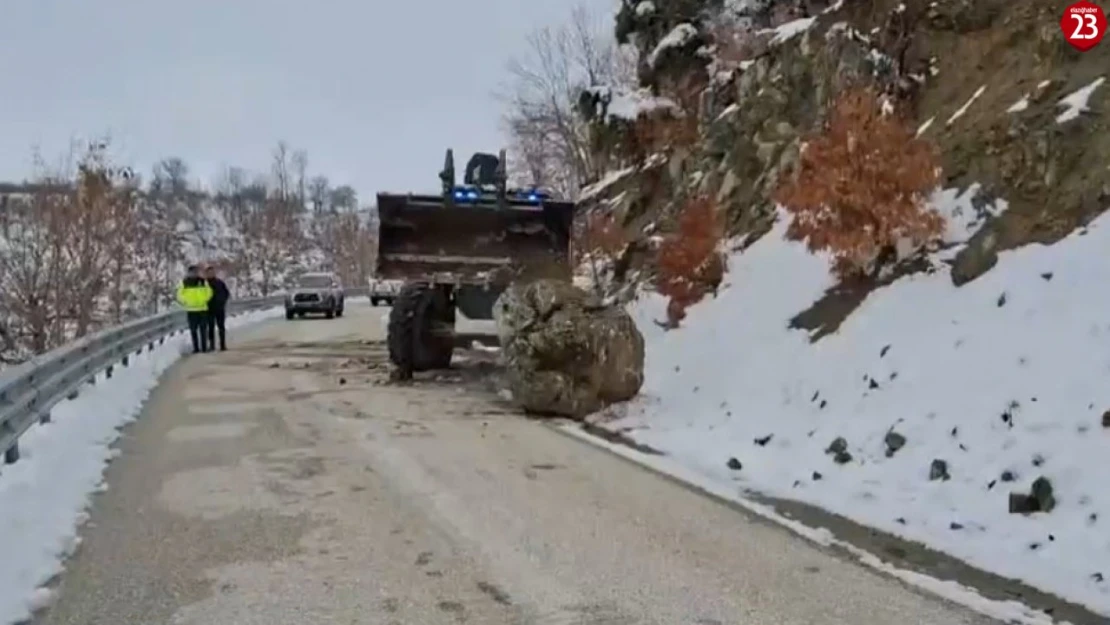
<box><xmin>370</xmin><ymin>297</ymin><xmax>380</xmax><ymax>307</ymax></box>
<box><xmin>388</xmin><ymin>283</ymin><xmax>455</xmax><ymax>378</ymax></box>
<box><xmin>285</xmin><ymin>309</ymin><xmax>294</xmax><ymax>320</ymax></box>
<box><xmin>325</xmin><ymin>306</ymin><xmax>335</xmax><ymax>319</ymax></box>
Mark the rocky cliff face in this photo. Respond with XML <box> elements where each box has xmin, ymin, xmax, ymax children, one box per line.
<box><xmin>581</xmin><ymin>0</ymin><xmax>1109</xmax><ymax>302</ymax></box>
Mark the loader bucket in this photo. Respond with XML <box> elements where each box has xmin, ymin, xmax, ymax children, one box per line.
<box><xmin>374</xmin><ymin>193</ymin><xmax>576</xmax><ymax>285</ymax></box>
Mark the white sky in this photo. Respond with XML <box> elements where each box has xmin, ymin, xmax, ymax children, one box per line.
<box><xmin>0</xmin><ymin>0</ymin><xmax>607</xmax><ymax>202</ymax></box>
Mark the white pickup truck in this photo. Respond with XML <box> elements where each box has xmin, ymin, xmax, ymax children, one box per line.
<box><xmin>368</xmin><ymin>278</ymin><xmax>403</xmax><ymax>306</ymax></box>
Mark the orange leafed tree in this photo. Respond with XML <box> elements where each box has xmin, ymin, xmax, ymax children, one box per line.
<box><xmin>655</xmin><ymin>196</ymin><xmax>726</xmax><ymax>327</ymax></box>
<box><xmin>774</xmin><ymin>88</ymin><xmax>943</xmax><ymax>278</ymax></box>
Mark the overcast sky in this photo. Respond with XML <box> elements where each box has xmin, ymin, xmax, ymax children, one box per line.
<box><xmin>0</xmin><ymin>0</ymin><xmax>609</xmax><ymax>201</ymax></box>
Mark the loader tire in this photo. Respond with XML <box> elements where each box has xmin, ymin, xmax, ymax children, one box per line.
<box><xmin>387</xmin><ymin>284</ymin><xmax>454</xmax><ymax>377</ymax></box>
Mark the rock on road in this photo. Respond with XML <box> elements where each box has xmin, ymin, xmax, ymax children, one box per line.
<box><xmin>34</xmin><ymin>300</ymin><xmax>995</xmax><ymax>625</ymax></box>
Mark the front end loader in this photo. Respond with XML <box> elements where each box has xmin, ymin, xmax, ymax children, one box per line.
<box><xmin>374</xmin><ymin>148</ymin><xmax>576</xmax><ymax>378</ymax></box>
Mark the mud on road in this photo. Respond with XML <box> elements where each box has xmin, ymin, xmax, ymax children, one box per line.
<box><xmin>34</xmin><ymin>301</ymin><xmax>994</xmax><ymax>625</ymax></box>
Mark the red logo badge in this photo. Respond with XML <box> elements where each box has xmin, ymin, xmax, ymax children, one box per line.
<box><xmin>1061</xmin><ymin>1</ymin><xmax>1106</xmax><ymax>52</ymax></box>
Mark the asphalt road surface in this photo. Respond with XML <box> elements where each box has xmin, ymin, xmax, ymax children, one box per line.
<box><xmin>35</xmin><ymin>300</ymin><xmax>996</xmax><ymax>625</ymax></box>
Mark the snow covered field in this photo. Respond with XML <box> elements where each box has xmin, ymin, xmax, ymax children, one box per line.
<box><xmin>0</xmin><ymin>307</ymin><xmax>282</xmax><ymax>625</ymax></box>
<box><xmin>610</xmin><ymin>206</ymin><xmax>1110</xmax><ymax>617</ymax></box>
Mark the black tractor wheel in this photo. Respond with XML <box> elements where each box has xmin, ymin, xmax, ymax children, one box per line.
<box><xmin>387</xmin><ymin>283</ymin><xmax>455</xmax><ymax>378</ymax></box>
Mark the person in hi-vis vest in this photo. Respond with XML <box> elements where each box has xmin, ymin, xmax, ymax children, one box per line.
<box><xmin>177</xmin><ymin>265</ymin><xmax>213</xmax><ymax>354</ymax></box>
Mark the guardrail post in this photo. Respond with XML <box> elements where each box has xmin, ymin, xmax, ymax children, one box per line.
<box><xmin>4</xmin><ymin>442</ymin><xmax>19</xmax><ymax>464</ymax></box>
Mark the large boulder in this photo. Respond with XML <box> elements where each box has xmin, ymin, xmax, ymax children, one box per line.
<box><xmin>493</xmin><ymin>279</ymin><xmax>645</xmax><ymax>419</ymax></box>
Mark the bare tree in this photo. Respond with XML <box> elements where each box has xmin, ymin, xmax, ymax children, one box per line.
<box><xmin>291</xmin><ymin>148</ymin><xmax>308</xmax><ymax>208</ymax></box>
<box><xmin>501</xmin><ymin>3</ymin><xmax>637</xmax><ymax>198</ymax></box>
<box><xmin>308</xmin><ymin>175</ymin><xmax>330</xmax><ymax>213</ymax></box>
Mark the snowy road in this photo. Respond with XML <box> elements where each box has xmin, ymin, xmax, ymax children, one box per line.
<box><xmin>34</xmin><ymin>301</ymin><xmax>996</xmax><ymax>625</ymax></box>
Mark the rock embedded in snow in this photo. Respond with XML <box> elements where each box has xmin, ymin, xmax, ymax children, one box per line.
<box><xmin>929</xmin><ymin>459</ymin><xmax>950</xmax><ymax>481</ymax></box>
<box><xmin>826</xmin><ymin>436</ymin><xmax>853</xmax><ymax>464</ymax></box>
<box><xmin>727</xmin><ymin>457</ymin><xmax>743</xmax><ymax>470</ymax></box>
<box><xmin>1031</xmin><ymin>477</ymin><xmax>1056</xmax><ymax>512</ymax></box>
<box><xmin>1009</xmin><ymin>477</ymin><xmax>1056</xmax><ymax>515</ymax></box>
<box><xmin>883</xmin><ymin>431</ymin><xmax>906</xmax><ymax>457</ymax></box>
<box><xmin>494</xmin><ymin>279</ymin><xmax>645</xmax><ymax>419</ymax></box>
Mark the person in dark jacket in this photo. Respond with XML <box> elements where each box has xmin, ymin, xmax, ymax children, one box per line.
<box><xmin>177</xmin><ymin>265</ymin><xmax>213</xmax><ymax>354</ymax></box>
<box><xmin>204</xmin><ymin>265</ymin><xmax>231</xmax><ymax>351</ymax></box>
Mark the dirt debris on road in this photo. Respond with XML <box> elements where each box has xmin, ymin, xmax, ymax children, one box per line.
<box><xmin>32</xmin><ymin>302</ymin><xmax>996</xmax><ymax>625</ymax></box>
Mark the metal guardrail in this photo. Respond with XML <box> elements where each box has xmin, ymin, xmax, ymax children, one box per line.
<box><xmin>0</xmin><ymin>287</ymin><xmax>369</xmax><ymax>466</ymax></box>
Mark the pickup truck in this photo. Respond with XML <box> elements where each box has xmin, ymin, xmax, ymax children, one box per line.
<box><xmin>368</xmin><ymin>278</ymin><xmax>403</xmax><ymax>306</ymax></box>
<box><xmin>285</xmin><ymin>271</ymin><xmax>345</xmax><ymax>320</ymax></box>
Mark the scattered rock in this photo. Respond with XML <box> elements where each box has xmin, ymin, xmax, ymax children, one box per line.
<box><xmin>753</xmin><ymin>434</ymin><xmax>773</xmax><ymax>446</ymax></box>
<box><xmin>1032</xmin><ymin>453</ymin><xmax>1045</xmax><ymax>467</ymax></box>
<box><xmin>494</xmin><ymin>279</ymin><xmax>645</xmax><ymax>419</ymax></box>
<box><xmin>1031</xmin><ymin>476</ymin><xmax>1056</xmax><ymax>512</ymax></box>
<box><xmin>833</xmin><ymin>450</ymin><xmax>853</xmax><ymax>465</ymax></box>
<box><xmin>727</xmin><ymin>457</ymin><xmax>743</xmax><ymax>471</ymax></box>
<box><xmin>1009</xmin><ymin>476</ymin><xmax>1056</xmax><ymax>514</ymax></box>
<box><xmin>812</xmin><ymin>471</ymin><xmax>823</xmax><ymax>481</ymax></box>
<box><xmin>950</xmin><ymin>522</ymin><xmax>964</xmax><ymax>530</ymax></box>
<box><xmin>884</xmin><ymin>431</ymin><xmax>907</xmax><ymax>457</ymax></box>
<box><xmin>1040</xmin><ymin>272</ymin><xmax>1053</xmax><ymax>281</ymax></box>
<box><xmin>269</xmin><ymin>362</ymin><xmax>280</xmax><ymax>368</ymax></box>
<box><xmin>1102</xmin><ymin>409</ymin><xmax>1110</xmax><ymax>428</ymax></box>
<box><xmin>929</xmin><ymin>459</ymin><xmax>951</xmax><ymax>481</ymax></box>
<box><xmin>997</xmin><ymin>292</ymin><xmax>1007</xmax><ymax>307</ymax></box>
<box><xmin>880</xmin><ymin>344</ymin><xmax>891</xmax><ymax>358</ymax></box>
<box><xmin>1000</xmin><ymin>470</ymin><xmax>1016</xmax><ymax>482</ymax></box>
<box><xmin>868</xmin><ymin>378</ymin><xmax>880</xmax><ymax>390</ymax></box>
<box><xmin>339</xmin><ymin>377</ymin><xmax>347</xmax><ymax>385</ymax></box>
<box><xmin>826</xmin><ymin>437</ymin><xmax>848</xmax><ymax>455</ymax></box>
<box><xmin>1093</xmin><ymin>573</ymin><xmax>1104</xmax><ymax>583</ymax></box>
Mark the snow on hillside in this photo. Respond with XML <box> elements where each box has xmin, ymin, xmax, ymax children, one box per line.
<box><xmin>613</xmin><ymin>205</ymin><xmax>1110</xmax><ymax>615</ymax></box>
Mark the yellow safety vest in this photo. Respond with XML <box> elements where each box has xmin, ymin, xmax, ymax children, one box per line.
<box><xmin>177</xmin><ymin>282</ymin><xmax>213</xmax><ymax>312</ymax></box>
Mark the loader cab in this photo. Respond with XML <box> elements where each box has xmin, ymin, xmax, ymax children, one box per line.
<box><xmin>440</xmin><ymin>148</ymin><xmax>508</xmax><ymax>204</ymax></box>
<box><xmin>464</xmin><ymin>152</ymin><xmax>501</xmax><ymax>187</ymax></box>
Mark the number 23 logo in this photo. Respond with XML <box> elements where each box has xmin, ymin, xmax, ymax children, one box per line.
<box><xmin>1071</xmin><ymin>12</ymin><xmax>1100</xmax><ymax>38</ymax></box>
<box><xmin>1061</xmin><ymin>1</ymin><xmax>1106</xmax><ymax>52</ymax></box>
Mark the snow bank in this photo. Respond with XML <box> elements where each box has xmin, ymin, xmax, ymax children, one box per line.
<box><xmin>0</xmin><ymin>307</ymin><xmax>282</xmax><ymax>625</ymax></box>
<box><xmin>616</xmin><ymin>207</ymin><xmax>1110</xmax><ymax>615</ymax></box>
<box><xmin>588</xmin><ymin>86</ymin><xmax>679</xmax><ymax>122</ymax></box>
<box><xmin>1057</xmin><ymin>76</ymin><xmax>1106</xmax><ymax>124</ymax></box>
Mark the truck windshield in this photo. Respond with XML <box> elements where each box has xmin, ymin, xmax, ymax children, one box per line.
<box><xmin>298</xmin><ymin>275</ymin><xmax>332</xmax><ymax>288</ymax></box>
